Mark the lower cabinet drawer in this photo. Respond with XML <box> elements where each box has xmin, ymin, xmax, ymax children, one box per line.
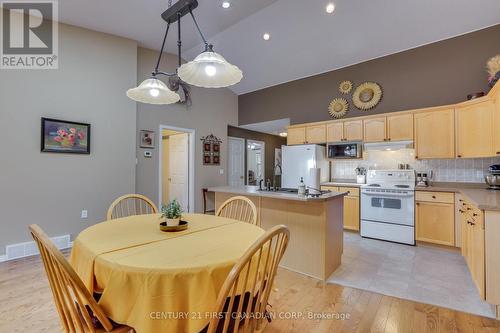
<box><xmin>416</xmin><ymin>191</ymin><xmax>455</xmax><ymax>204</ymax></box>
<box><xmin>416</xmin><ymin>201</ymin><xmax>455</xmax><ymax>246</ymax></box>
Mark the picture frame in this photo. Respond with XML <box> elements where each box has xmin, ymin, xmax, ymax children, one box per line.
<box><xmin>140</xmin><ymin>130</ymin><xmax>155</xmax><ymax>148</ymax></box>
<box><xmin>41</xmin><ymin>117</ymin><xmax>91</xmax><ymax>154</ymax></box>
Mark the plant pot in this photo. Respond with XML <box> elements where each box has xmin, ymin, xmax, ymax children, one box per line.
<box><xmin>165</xmin><ymin>217</ymin><xmax>180</xmax><ymax>227</ymax></box>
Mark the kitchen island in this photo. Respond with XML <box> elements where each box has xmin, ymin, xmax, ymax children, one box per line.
<box><xmin>207</xmin><ymin>186</ymin><xmax>346</xmax><ymax>281</ymax></box>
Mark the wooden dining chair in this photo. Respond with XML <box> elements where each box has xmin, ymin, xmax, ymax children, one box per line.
<box><xmin>216</xmin><ymin>196</ymin><xmax>258</xmax><ymax>225</ymax></box>
<box><xmin>203</xmin><ymin>188</ymin><xmax>215</xmax><ymax>215</ymax></box>
<box><xmin>106</xmin><ymin>194</ymin><xmax>158</xmax><ymax>220</ymax></box>
<box><xmin>28</xmin><ymin>224</ymin><xmax>134</xmax><ymax>333</ymax></box>
<box><xmin>206</xmin><ymin>225</ymin><xmax>289</xmax><ymax>333</ymax></box>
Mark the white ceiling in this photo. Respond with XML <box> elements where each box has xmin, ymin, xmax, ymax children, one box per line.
<box><xmin>239</xmin><ymin>118</ymin><xmax>290</xmax><ymax>136</ymax></box>
<box><xmin>57</xmin><ymin>0</ymin><xmax>500</xmax><ymax>95</ymax></box>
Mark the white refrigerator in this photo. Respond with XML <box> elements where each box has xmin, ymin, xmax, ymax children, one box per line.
<box><xmin>281</xmin><ymin>145</ymin><xmax>329</xmax><ymax>190</ymax></box>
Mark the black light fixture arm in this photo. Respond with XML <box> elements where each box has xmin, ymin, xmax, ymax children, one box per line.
<box><xmin>152</xmin><ymin>22</ymin><xmax>177</xmax><ymax>77</ymax></box>
<box><xmin>189</xmin><ymin>8</ymin><xmax>210</xmax><ymax>49</ymax></box>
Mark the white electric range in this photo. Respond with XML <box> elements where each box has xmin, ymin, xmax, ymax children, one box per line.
<box><xmin>360</xmin><ymin>169</ymin><xmax>416</xmax><ymax>245</ymax></box>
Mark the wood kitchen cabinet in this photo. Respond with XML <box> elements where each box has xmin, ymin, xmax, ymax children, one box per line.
<box><xmin>363</xmin><ymin>117</ymin><xmax>386</xmax><ymax>142</ymax></box>
<box><xmin>287</xmin><ymin>127</ymin><xmax>305</xmax><ymax>145</ymax></box>
<box><xmin>492</xmin><ymin>84</ymin><xmax>500</xmax><ymax>156</ymax></box>
<box><xmin>415</xmin><ymin>191</ymin><xmax>455</xmax><ymax>246</ymax></box>
<box><xmin>287</xmin><ymin>125</ymin><xmax>326</xmax><ymax>145</ymax></box>
<box><xmin>363</xmin><ymin>113</ymin><xmax>413</xmax><ymax>143</ymax></box>
<box><xmin>459</xmin><ymin>199</ymin><xmax>485</xmax><ymax>298</ymax></box>
<box><xmin>321</xmin><ymin>186</ymin><xmax>360</xmax><ymax>231</ymax></box>
<box><xmin>414</xmin><ymin>108</ymin><xmax>455</xmax><ymax>159</ymax></box>
<box><xmin>305</xmin><ymin>124</ymin><xmax>327</xmax><ymax>144</ymax></box>
<box><xmin>455</xmin><ymin>99</ymin><xmax>495</xmax><ymax>158</ymax></box>
<box><xmin>326</xmin><ymin>120</ymin><xmax>363</xmax><ymax>142</ymax></box>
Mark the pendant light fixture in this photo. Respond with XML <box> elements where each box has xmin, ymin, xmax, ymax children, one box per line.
<box><xmin>126</xmin><ymin>0</ymin><xmax>243</xmax><ymax>105</ymax></box>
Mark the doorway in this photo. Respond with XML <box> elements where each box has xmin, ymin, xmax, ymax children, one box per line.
<box><xmin>158</xmin><ymin>125</ymin><xmax>195</xmax><ymax>213</ymax></box>
<box><xmin>228</xmin><ymin>137</ymin><xmax>245</xmax><ymax>187</ymax></box>
<box><xmin>246</xmin><ymin>140</ymin><xmax>265</xmax><ymax>186</ymax></box>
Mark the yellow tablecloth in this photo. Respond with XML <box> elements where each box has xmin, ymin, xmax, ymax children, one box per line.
<box><xmin>70</xmin><ymin>213</ymin><xmax>265</xmax><ymax>333</ymax></box>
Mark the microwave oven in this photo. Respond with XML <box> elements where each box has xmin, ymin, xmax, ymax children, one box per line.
<box><xmin>327</xmin><ymin>142</ymin><xmax>362</xmax><ymax>159</ymax></box>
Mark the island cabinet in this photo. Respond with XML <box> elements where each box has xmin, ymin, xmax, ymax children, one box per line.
<box><xmin>363</xmin><ymin>113</ymin><xmax>413</xmax><ymax>143</ymax></box>
<box><xmin>414</xmin><ymin>107</ymin><xmax>455</xmax><ymax>159</ymax></box>
<box><xmin>415</xmin><ymin>191</ymin><xmax>455</xmax><ymax>246</ymax></box>
<box><xmin>455</xmin><ymin>99</ymin><xmax>495</xmax><ymax>158</ymax></box>
<box><xmin>326</xmin><ymin>120</ymin><xmax>363</xmax><ymax>142</ymax></box>
<box><xmin>321</xmin><ymin>186</ymin><xmax>360</xmax><ymax>231</ymax></box>
<box><xmin>459</xmin><ymin>198</ymin><xmax>485</xmax><ymax>299</ymax></box>
<box><xmin>287</xmin><ymin>124</ymin><xmax>326</xmax><ymax>145</ymax></box>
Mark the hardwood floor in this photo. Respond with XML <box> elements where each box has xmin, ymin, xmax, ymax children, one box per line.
<box><xmin>0</xmin><ymin>252</ymin><xmax>498</xmax><ymax>333</ymax></box>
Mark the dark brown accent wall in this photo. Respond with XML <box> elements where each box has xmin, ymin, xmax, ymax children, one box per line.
<box><xmin>227</xmin><ymin>126</ymin><xmax>287</xmax><ymax>184</ymax></box>
<box><xmin>239</xmin><ymin>24</ymin><xmax>500</xmax><ymax>125</ymax></box>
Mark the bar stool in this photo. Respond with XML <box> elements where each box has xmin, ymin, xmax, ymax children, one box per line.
<box><xmin>202</xmin><ymin>188</ymin><xmax>215</xmax><ymax>214</ymax></box>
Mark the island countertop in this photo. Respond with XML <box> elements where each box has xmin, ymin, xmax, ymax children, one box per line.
<box><xmin>207</xmin><ymin>186</ymin><xmax>346</xmax><ymax>202</ymax></box>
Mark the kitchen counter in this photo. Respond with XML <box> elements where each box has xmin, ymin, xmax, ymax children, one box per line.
<box><xmin>416</xmin><ymin>182</ymin><xmax>500</xmax><ymax>211</ymax></box>
<box><xmin>207</xmin><ymin>185</ymin><xmax>346</xmax><ymax>201</ymax></box>
<box><xmin>209</xmin><ymin>185</ymin><xmax>345</xmax><ymax>280</ymax></box>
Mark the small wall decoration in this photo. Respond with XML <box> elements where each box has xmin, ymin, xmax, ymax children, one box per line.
<box><xmin>339</xmin><ymin>80</ymin><xmax>353</xmax><ymax>94</ymax></box>
<box><xmin>140</xmin><ymin>130</ymin><xmax>155</xmax><ymax>148</ymax></box>
<box><xmin>201</xmin><ymin>134</ymin><xmax>222</xmax><ymax>165</ymax></box>
<box><xmin>41</xmin><ymin>117</ymin><xmax>90</xmax><ymax>154</ymax></box>
<box><xmin>352</xmin><ymin>82</ymin><xmax>383</xmax><ymax>110</ymax></box>
<box><xmin>328</xmin><ymin>97</ymin><xmax>349</xmax><ymax>119</ymax></box>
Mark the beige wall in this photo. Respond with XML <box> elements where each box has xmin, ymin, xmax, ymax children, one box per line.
<box><xmin>0</xmin><ymin>23</ymin><xmax>138</xmax><ymax>253</ymax></box>
<box><xmin>135</xmin><ymin>48</ymin><xmax>238</xmax><ymax>212</ymax></box>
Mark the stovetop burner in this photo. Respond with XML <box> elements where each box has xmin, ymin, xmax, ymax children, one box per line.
<box><xmin>395</xmin><ymin>185</ymin><xmax>410</xmax><ymax>188</ymax></box>
<box><xmin>367</xmin><ymin>184</ymin><xmax>381</xmax><ymax>187</ymax></box>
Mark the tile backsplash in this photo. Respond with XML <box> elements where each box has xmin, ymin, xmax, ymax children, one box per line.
<box><xmin>330</xmin><ymin>149</ymin><xmax>500</xmax><ymax>183</ymax></box>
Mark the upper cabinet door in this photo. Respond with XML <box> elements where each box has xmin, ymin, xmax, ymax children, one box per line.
<box><xmin>493</xmin><ymin>87</ymin><xmax>500</xmax><ymax>156</ymax></box>
<box><xmin>344</xmin><ymin>120</ymin><xmax>363</xmax><ymax>141</ymax></box>
<box><xmin>363</xmin><ymin>117</ymin><xmax>386</xmax><ymax>142</ymax></box>
<box><xmin>326</xmin><ymin>122</ymin><xmax>344</xmax><ymax>142</ymax></box>
<box><xmin>455</xmin><ymin>100</ymin><xmax>495</xmax><ymax>158</ymax></box>
<box><xmin>287</xmin><ymin>127</ymin><xmax>306</xmax><ymax>145</ymax></box>
<box><xmin>387</xmin><ymin>113</ymin><xmax>413</xmax><ymax>141</ymax></box>
<box><xmin>305</xmin><ymin>124</ymin><xmax>326</xmax><ymax>144</ymax></box>
<box><xmin>414</xmin><ymin>108</ymin><xmax>455</xmax><ymax>159</ymax></box>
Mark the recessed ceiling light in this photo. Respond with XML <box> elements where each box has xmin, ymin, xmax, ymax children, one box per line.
<box><xmin>326</xmin><ymin>3</ymin><xmax>335</xmax><ymax>13</ymax></box>
<box><xmin>279</xmin><ymin>132</ymin><xmax>288</xmax><ymax>137</ymax></box>
<box><xmin>263</xmin><ymin>33</ymin><xmax>271</xmax><ymax>41</ymax></box>
<box><xmin>222</xmin><ymin>1</ymin><xmax>230</xmax><ymax>9</ymax></box>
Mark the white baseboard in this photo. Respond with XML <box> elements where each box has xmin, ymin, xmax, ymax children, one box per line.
<box><xmin>2</xmin><ymin>234</ymin><xmax>72</xmax><ymax>262</ymax></box>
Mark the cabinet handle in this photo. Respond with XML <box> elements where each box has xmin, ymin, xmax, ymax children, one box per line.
<box><xmin>459</xmin><ymin>199</ymin><xmax>463</xmax><ymax>202</ymax></box>
<box><xmin>387</xmin><ymin>138</ymin><xmax>391</xmax><ymax>141</ymax></box>
<box><xmin>473</xmin><ymin>213</ymin><xmax>478</xmax><ymax>217</ymax></box>
<box><xmin>457</xmin><ymin>155</ymin><xmax>462</xmax><ymax>158</ymax></box>
<box><xmin>459</xmin><ymin>209</ymin><xmax>464</xmax><ymax>213</ymax></box>
<box><xmin>432</xmin><ymin>195</ymin><xmax>436</xmax><ymax>199</ymax></box>
<box><xmin>497</xmin><ymin>152</ymin><xmax>500</xmax><ymax>155</ymax></box>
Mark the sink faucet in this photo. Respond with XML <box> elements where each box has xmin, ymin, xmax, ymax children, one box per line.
<box><xmin>272</xmin><ymin>164</ymin><xmax>282</xmax><ymax>191</ymax></box>
<box><xmin>259</xmin><ymin>179</ymin><xmax>264</xmax><ymax>191</ymax></box>
<box><xmin>266</xmin><ymin>178</ymin><xmax>272</xmax><ymax>191</ymax></box>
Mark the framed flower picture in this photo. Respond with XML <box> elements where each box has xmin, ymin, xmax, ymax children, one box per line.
<box><xmin>140</xmin><ymin>130</ymin><xmax>155</xmax><ymax>148</ymax></box>
<box><xmin>41</xmin><ymin>118</ymin><xmax>90</xmax><ymax>154</ymax></box>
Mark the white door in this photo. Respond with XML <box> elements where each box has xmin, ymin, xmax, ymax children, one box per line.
<box><xmin>168</xmin><ymin>133</ymin><xmax>189</xmax><ymax>211</ymax></box>
<box><xmin>228</xmin><ymin>137</ymin><xmax>245</xmax><ymax>187</ymax></box>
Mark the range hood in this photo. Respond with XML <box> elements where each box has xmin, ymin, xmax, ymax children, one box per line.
<box><xmin>363</xmin><ymin>140</ymin><xmax>414</xmax><ymax>151</ymax></box>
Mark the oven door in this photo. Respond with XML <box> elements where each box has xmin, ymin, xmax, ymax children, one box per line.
<box><xmin>361</xmin><ymin>189</ymin><xmax>415</xmax><ymax>226</ymax></box>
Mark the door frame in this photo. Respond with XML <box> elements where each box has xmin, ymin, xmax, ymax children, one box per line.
<box><xmin>246</xmin><ymin>139</ymin><xmax>265</xmax><ymax>185</ymax></box>
<box><xmin>158</xmin><ymin>124</ymin><xmax>195</xmax><ymax>213</ymax></box>
<box><xmin>227</xmin><ymin>136</ymin><xmax>245</xmax><ymax>186</ymax></box>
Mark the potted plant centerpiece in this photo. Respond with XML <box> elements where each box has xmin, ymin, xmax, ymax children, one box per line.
<box><xmin>161</xmin><ymin>199</ymin><xmax>183</xmax><ymax>227</ymax></box>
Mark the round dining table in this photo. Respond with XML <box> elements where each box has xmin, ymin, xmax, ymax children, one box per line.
<box><xmin>70</xmin><ymin>213</ymin><xmax>265</xmax><ymax>333</ymax></box>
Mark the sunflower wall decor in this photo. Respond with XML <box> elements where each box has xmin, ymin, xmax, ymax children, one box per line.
<box><xmin>339</xmin><ymin>80</ymin><xmax>353</xmax><ymax>94</ymax></box>
<box><xmin>352</xmin><ymin>82</ymin><xmax>383</xmax><ymax>110</ymax></box>
<box><xmin>328</xmin><ymin>97</ymin><xmax>349</xmax><ymax>119</ymax></box>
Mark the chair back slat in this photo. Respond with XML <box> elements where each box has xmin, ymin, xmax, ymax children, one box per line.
<box><xmin>207</xmin><ymin>225</ymin><xmax>289</xmax><ymax>333</ymax></box>
<box><xmin>216</xmin><ymin>196</ymin><xmax>258</xmax><ymax>225</ymax></box>
<box><xmin>29</xmin><ymin>224</ymin><xmax>116</xmax><ymax>333</ymax></box>
<box><xmin>107</xmin><ymin>194</ymin><xmax>158</xmax><ymax>220</ymax></box>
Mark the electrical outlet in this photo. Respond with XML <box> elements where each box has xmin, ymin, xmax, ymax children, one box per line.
<box><xmin>219</xmin><ymin>169</ymin><xmax>224</xmax><ymax>175</ymax></box>
<box><xmin>81</xmin><ymin>210</ymin><xmax>88</xmax><ymax>219</ymax></box>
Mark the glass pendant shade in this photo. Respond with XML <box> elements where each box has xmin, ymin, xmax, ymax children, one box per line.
<box><xmin>178</xmin><ymin>50</ymin><xmax>243</xmax><ymax>88</ymax></box>
<box><xmin>126</xmin><ymin>78</ymin><xmax>180</xmax><ymax>105</ymax></box>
